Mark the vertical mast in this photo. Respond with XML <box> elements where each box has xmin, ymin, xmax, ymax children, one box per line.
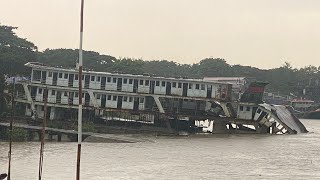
<box><xmin>76</xmin><ymin>0</ymin><xmax>84</xmax><ymax>180</ymax></box>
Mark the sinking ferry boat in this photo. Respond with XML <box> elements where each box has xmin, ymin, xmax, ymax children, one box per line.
<box><xmin>13</xmin><ymin>62</ymin><xmax>307</xmax><ymax>135</ymax></box>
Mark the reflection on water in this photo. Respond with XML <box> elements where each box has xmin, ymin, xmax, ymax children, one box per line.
<box><xmin>1</xmin><ymin>119</ymin><xmax>320</xmax><ymax>180</ymax></box>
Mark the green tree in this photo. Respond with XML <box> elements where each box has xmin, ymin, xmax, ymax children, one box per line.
<box><xmin>0</xmin><ymin>24</ymin><xmax>37</xmax><ymax>75</ymax></box>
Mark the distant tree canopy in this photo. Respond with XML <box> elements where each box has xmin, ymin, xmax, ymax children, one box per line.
<box><xmin>2</xmin><ymin>23</ymin><xmax>320</xmax><ymax>100</ymax></box>
<box><xmin>0</xmin><ymin>24</ymin><xmax>37</xmax><ymax>75</ymax></box>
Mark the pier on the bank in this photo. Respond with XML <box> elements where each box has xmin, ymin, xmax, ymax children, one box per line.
<box><xmin>0</xmin><ymin>122</ymin><xmax>144</xmax><ymax>143</ymax></box>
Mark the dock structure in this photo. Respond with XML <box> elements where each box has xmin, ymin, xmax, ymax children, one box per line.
<box><xmin>11</xmin><ymin>62</ymin><xmax>307</xmax><ymax>135</ymax></box>
<box><xmin>0</xmin><ymin>122</ymin><xmax>143</xmax><ymax>143</ymax></box>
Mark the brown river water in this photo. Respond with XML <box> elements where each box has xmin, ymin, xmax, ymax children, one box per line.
<box><xmin>1</xmin><ymin>119</ymin><xmax>320</xmax><ymax>180</ymax></box>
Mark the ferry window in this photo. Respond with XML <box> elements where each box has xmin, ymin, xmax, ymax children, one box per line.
<box><xmin>51</xmin><ymin>90</ymin><xmax>56</xmax><ymax>95</ymax></box>
<box><xmin>75</xmin><ymin>75</ymin><xmax>79</xmax><ymax>80</ymax></box>
<box><xmin>113</xmin><ymin>77</ymin><xmax>117</xmax><ymax>83</ymax></box>
<box><xmin>156</xmin><ymin>81</ymin><xmax>160</xmax><ymax>86</ymax></box>
<box><xmin>64</xmin><ymin>73</ymin><xmax>68</xmax><ymax>79</ymax></box>
<box><xmin>162</xmin><ymin>81</ymin><xmax>166</xmax><ymax>87</ymax></box>
<box><xmin>140</xmin><ymin>80</ymin><xmax>144</xmax><ymax>85</ymax></box>
<box><xmin>97</xmin><ymin>76</ymin><xmax>101</xmax><ymax>82</ymax></box>
<box><xmin>201</xmin><ymin>84</ymin><xmax>205</xmax><ymax>90</ymax></box>
<box><xmin>48</xmin><ymin>72</ymin><xmax>52</xmax><ymax>77</ymax></box>
<box><xmin>91</xmin><ymin>76</ymin><xmax>95</xmax><ymax>81</ymax></box>
<box><xmin>38</xmin><ymin>88</ymin><xmax>42</xmax><ymax>94</ymax></box>
<box><xmin>97</xmin><ymin>94</ymin><xmax>101</xmax><ymax>99</ymax></box>
<box><xmin>113</xmin><ymin>96</ymin><xmax>117</xmax><ymax>101</ymax></box>
<box><xmin>145</xmin><ymin>80</ymin><xmax>149</xmax><ymax>86</ymax></box>
<box><xmin>140</xmin><ymin>98</ymin><xmax>144</xmax><ymax>103</ymax></box>
<box><xmin>246</xmin><ymin>107</ymin><xmax>251</xmax><ymax>111</ymax></box>
<box><xmin>257</xmin><ymin>109</ymin><xmax>261</xmax><ymax>114</ymax></box>
<box><xmin>129</xmin><ymin>97</ymin><xmax>133</xmax><ymax>102</ymax></box>
<box><xmin>75</xmin><ymin>92</ymin><xmax>78</xmax><ymax>97</ymax></box>
<box><xmin>129</xmin><ymin>79</ymin><xmax>133</xmax><ymax>84</ymax></box>
<box><xmin>123</xmin><ymin>96</ymin><xmax>128</xmax><ymax>102</ymax></box>
<box><xmin>107</xmin><ymin>77</ymin><xmax>111</xmax><ymax>82</ymax></box>
<box><xmin>173</xmin><ymin>82</ymin><xmax>176</xmax><ymax>88</ymax></box>
<box><xmin>107</xmin><ymin>95</ymin><xmax>111</xmax><ymax>100</ymax></box>
<box><xmin>178</xmin><ymin>83</ymin><xmax>182</xmax><ymax>88</ymax></box>
<box><xmin>32</xmin><ymin>70</ymin><xmax>41</xmax><ymax>81</ymax></box>
<box><xmin>124</xmin><ymin>78</ymin><xmax>128</xmax><ymax>84</ymax></box>
<box><xmin>240</xmin><ymin>106</ymin><xmax>243</xmax><ymax>111</ymax></box>
<box><xmin>64</xmin><ymin>92</ymin><xmax>68</xmax><ymax>96</ymax></box>
<box><xmin>59</xmin><ymin>73</ymin><xmax>63</xmax><ymax>78</ymax></box>
<box><xmin>196</xmin><ymin>84</ymin><xmax>200</xmax><ymax>89</ymax></box>
<box><xmin>189</xmin><ymin>83</ymin><xmax>193</xmax><ymax>89</ymax></box>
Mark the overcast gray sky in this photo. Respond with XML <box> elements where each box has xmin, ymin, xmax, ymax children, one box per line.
<box><xmin>1</xmin><ymin>0</ymin><xmax>320</xmax><ymax>69</ymax></box>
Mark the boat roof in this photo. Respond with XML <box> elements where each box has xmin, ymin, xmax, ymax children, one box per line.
<box><xmin>204</xmin><ymin>77</ymin><xmax>246</xmax><ymax>81</ymax></box>
<box><xmin>25</xmin><ymin>62</ymin><xmax>232</xmax><ymax>85</ymax></box>
<box><xmin>291</xmin><ymin>99</ymin><xmax>314</xmax><ymax>103</ymax></box>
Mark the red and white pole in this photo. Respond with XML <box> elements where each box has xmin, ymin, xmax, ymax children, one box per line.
<box><xmin>76</xmin><ymin>0</ymin><xmax>84</xmax><ymax>180</ymax></box>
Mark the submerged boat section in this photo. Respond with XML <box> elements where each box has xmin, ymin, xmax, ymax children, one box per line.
<box><xmin>11</xmin><ymin>62</ymin><xmax>308</xmax><ymax>135</ymax></box>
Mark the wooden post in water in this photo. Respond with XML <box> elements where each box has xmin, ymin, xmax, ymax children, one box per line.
<box><xmin>76</xmin><ymin>0</ymin><xmax>84</xmax><ymax>179</ymax></box>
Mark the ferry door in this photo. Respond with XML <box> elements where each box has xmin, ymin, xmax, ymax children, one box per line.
<box><xmin>101</xmin><ymin>77</ymin><xmax>106</xmax><ymax>90</ymax></box>
<box><xmin>42</xmin><ymin>89</ymin><xmax>48</xmax><ymax>102</ymax></box>
<box><xmin>149</xmin><ymin>81</ymin><xmax>155</xmax><ymax>94</ymax></box>
<box><xmin>31</xmin><ymin>87</ymin><xmax>37</xmax><ymax>100</ymax></box>
<box><xmin>56</xmin><ymin>91</ymin><xmax>62</xmax><ymax>104</ymax></box>
<box><xmin>85</xmin><ymin>93</ymin><xmax>90</xmax><ymax>106</ymax></box>
<box><xmin>207</xmin><ymin>85</ymin><xmax>212</xmax><ymax>98</ymax></box>
<box><xmin>68</xmin><ymin>74</ymin><xmax>74</xmax><ymax>87</ymax></box>
<box><xmin>117</xmin><ymin>78</ymin><xmax>122</xmax><ymax>91</ymax></box>
<box><xmin>101</xmin><ymin>95</ymin><xmax>106</xmax><ymax>108</ymax></box>
<box><xmin>84</xmin><ymin>75</ymin><xmax>90</xmax><ymax>88</ymax></box>
<box><xmin>133</xmin><ymin>79</ymin><xmax>138</xmax><ymax>93</ymax></box>
<box><xmin>133</xmin><ymin>97</ymin><xmax>139</xmax><ymax>111</ymax></box>
<box><xmin>117</xmin><ymin>96</ymin><xmax>123</xmax><ymax>109</ymax></box>
<box><xmin>166</xmin><ymin>82</ymin><xmax>172</xmax><ymax>95</ymax></box>
<box><xmin>182</xmin><ymin>83</ymin><xmax>188</xmax><ymax>97</ymax></box>
<box><xmin>41</xmin><ymin>71</ymin><xmax>47</xmax><ymax>84</ymax></box>
<box><xmin>52</xmin><ymin>72</ymin><xmax>58</xmax><ymax>86</ymax></box>
<box><xmin>69</xmin><ymin>92</ymin><xmax>74</xmax><ymax>105</ymax></box>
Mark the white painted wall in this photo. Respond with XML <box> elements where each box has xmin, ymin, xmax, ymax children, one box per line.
<box><xmin>89</xmin><ymin>75</ymin><xmax>101</xmax><ymax>89</ymax></box>
<box><xmin>138</xmin><ymin>80</ymin><xmax>149</xmax><ymax>94</ymax></box>
<box><xmin>60</xmin><ymin>91</ymin><xmax>69</xmax><ymax>104</ymax></box>
<box><xmin>154</xmin><ymin>80</ymin><xmax>166</xmax><ymax>95</ymax></box>
<box><xmin>46</xmin><ymin>71</ymin><xmax>53</xmax><ymax>85</ymax></box>
<box><xmin>105</xmin><ymin>77</ymin><xmax>118</xmax><ymax>91</ymax></box>
<box><xmin>106</xmin><ymin>95</ymin><xmax>118</xmax><ymax>108</ymax></box>
<box><xmin>57</xmin><ymin>72</ymin><xmax>69</xmax><ymax>87</ymax></box>
<box><xmin>35</xmin><ymin>87</ymin><xmax>43</xmax><ymax>102</ymax></box>
<box><xmin>121</xmin><ymin>78</ymin><xmax>134</xmax><ymax>92</ymax></box>
<box><xmin>237</xmin><ymin>105</ymin><xmax>253</xmax><ymax>120</ymax></box>
<box><xmin>47</xmin><ymin>89</ymin><xmax>56</xmax><ymax>103</ymax></box>
<box><xmin>171</xmin><ymin>82</ymin><xmax>183</xmax><ymax>96</ymax></box>
<box><xmin>122</xmin><ymin>96</ymin><xmax>134</xmax><ymax>110</ymax></box>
